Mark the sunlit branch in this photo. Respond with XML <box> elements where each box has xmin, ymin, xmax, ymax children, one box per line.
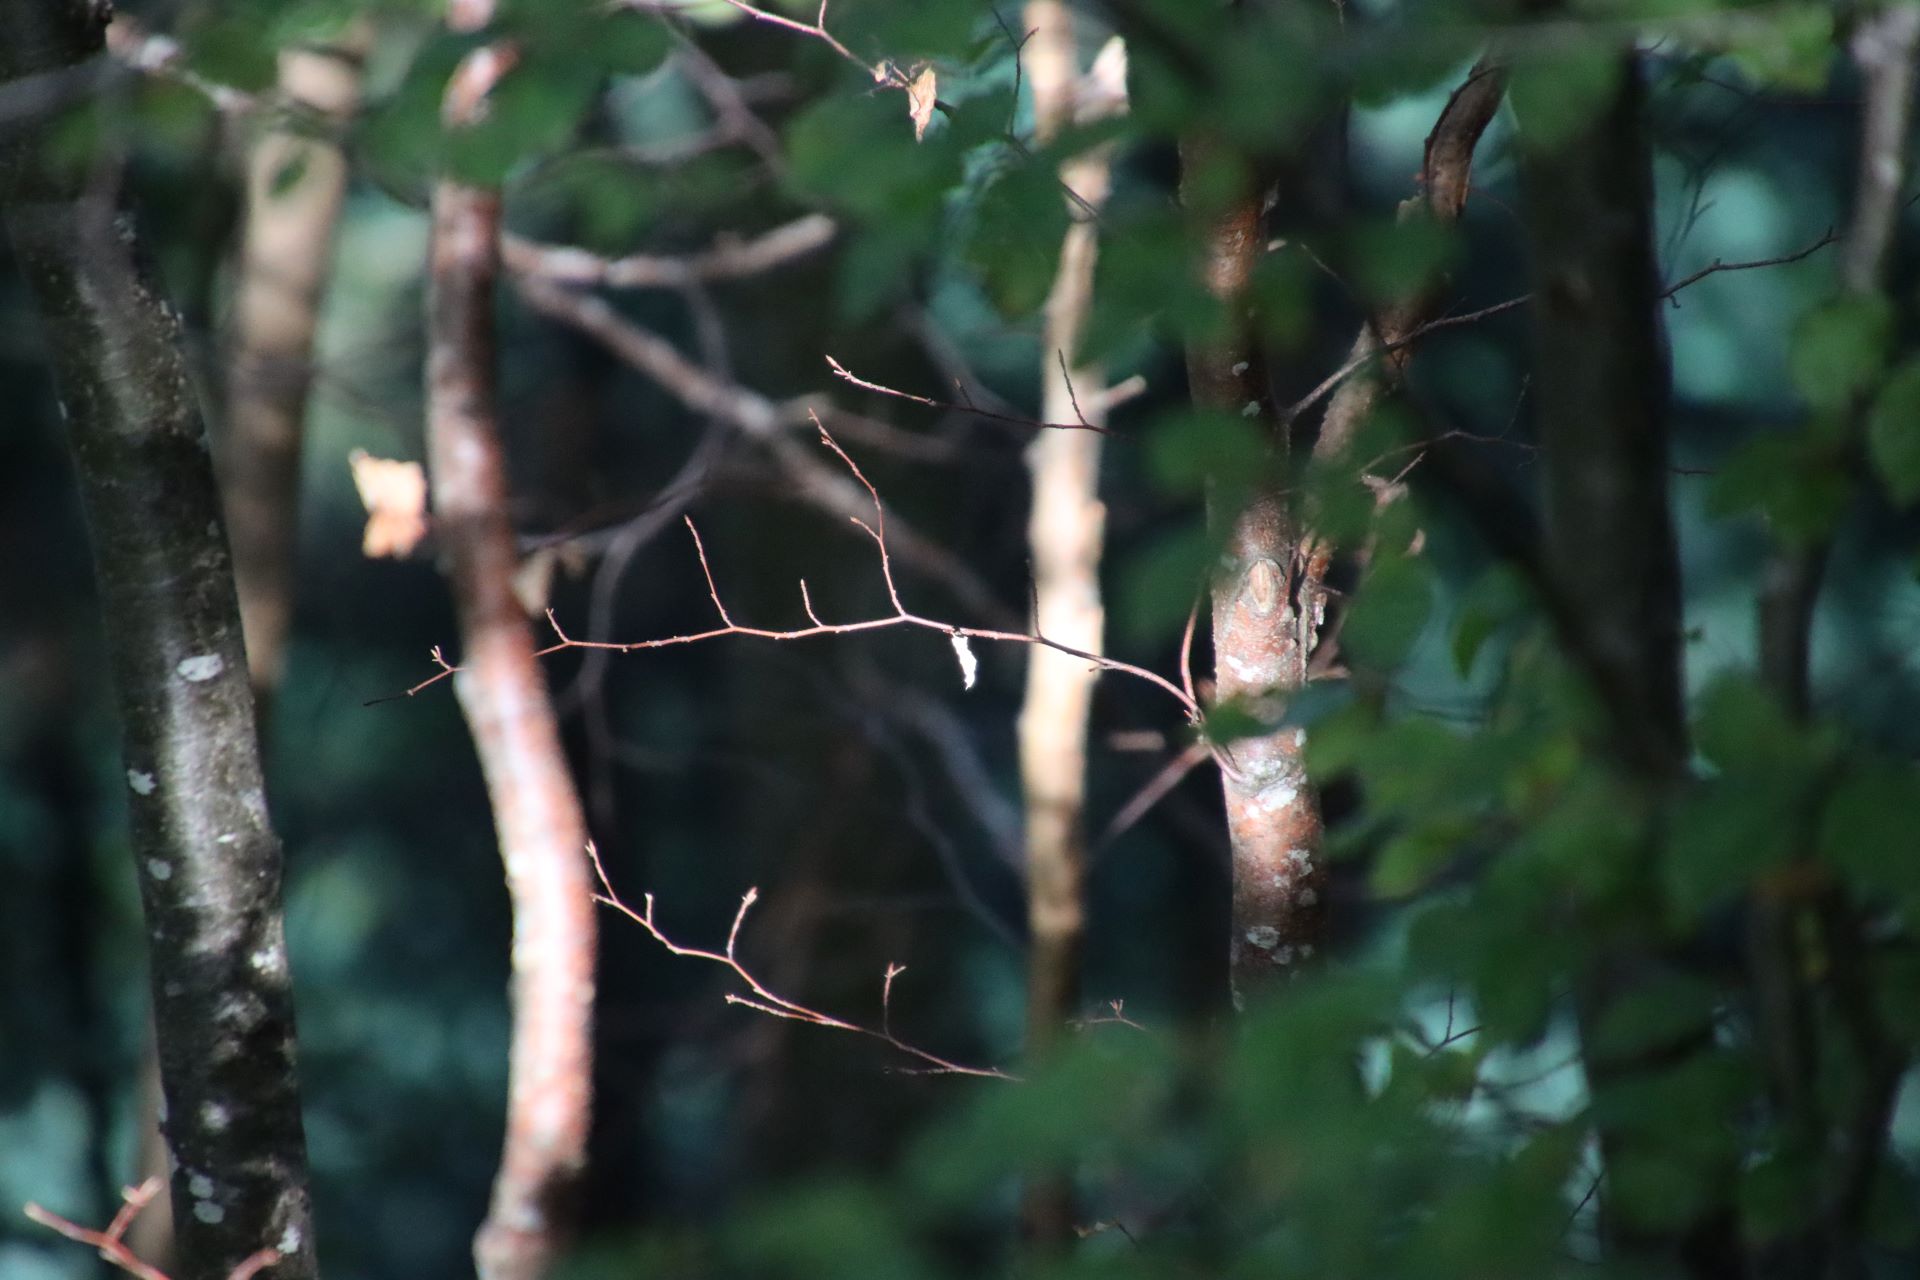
<box><xmin>587</xmin><ymin>843</ymin><xmax>1015</xmax><ymax>1079</ymax></box>
<box><xmin>24</xmin><ymin>1179</ymin><xmax>282</xmax><ymax>1280</ymax></box>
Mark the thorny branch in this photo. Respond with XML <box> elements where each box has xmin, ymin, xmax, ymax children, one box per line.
<box><xmin>25</xmin><ymin>1179</ymin><xmax>281</xmax><ymax>1280</ymax></box>
<box><xmin>587</xmin><ymin>842</ymin><xmax>1015</xmax><ymax>1079</ymax></box>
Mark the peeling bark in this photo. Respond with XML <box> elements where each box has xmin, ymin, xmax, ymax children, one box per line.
<box><xmin>1180</xmin><ymin>131</ymin><xmax>1328</xmax><ymax>1003</ymax></box>
<box><xmin>1</xmin><ymin>7</ymin><xmax>317</xmax><ymax>1279</ymax></box>
<box><xmin>427</xmin><ymin>22</ymin><xmax>597</xmax><ymax>1280</ymax></box>
<box><xmin>222</xmin><ymin>30</ymin><xmax>367</xmax><ymax>703</ymax></box>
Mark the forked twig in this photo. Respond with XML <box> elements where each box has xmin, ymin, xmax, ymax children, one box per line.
<box><xmin>587</xmin><ymin>842</ymin><xmax>1014</xmax><ymax>1079</ymax></box>
<box><xmin>402</xmin><ymin>419</ymin><xmax>1199</xmax><ymax>718</ymax></box>
<box><xmin>25</xmin><ymin>1178</ymin><xmax>282</xmax><ymax>1280</ymax></box>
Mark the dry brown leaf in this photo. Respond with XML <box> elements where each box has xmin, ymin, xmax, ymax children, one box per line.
<box><xmin>907</xmin><ymin>66</ymin><xmax>937</xmax><ymax>141</ymax></box>
<box><xmin>347</xmin><ymin>449</ymin><xmax>429</xmax><ymax>558</ymax></box>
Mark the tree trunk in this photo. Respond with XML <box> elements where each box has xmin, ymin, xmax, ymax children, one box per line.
<box><xmin>427</xmin><ymin>15</ymin><xmax>597</xmax><ymax>1280</ymax></box>
<box><xmin>1179</xmin><ymin>127</ymin><xmax>1329</xmax><ymax>1004</ymax></box>
<box><xmin>222</xmin><ymin>28</ymin><xmax>368</xmax><ymax>706</ymax></box>
<box><xmin>1016</xmin><ymin>3</ymin><xmax>1123</xmax><ymax>1243</ymax></box>
<box><xmin>1517</xmin><ymin>46</ymin><xmax>1731</xmax><ymax>1278</ymax></box>
<box><xmin>1</xmin><ymin>8</ymin><xmax>317</xmax><ymax>1280</ymax></box>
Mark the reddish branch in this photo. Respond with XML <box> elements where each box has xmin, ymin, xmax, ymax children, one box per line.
<box><xmin>412</xmin><ymin>420</ymin><xmax>1201</xmax><ymax>717</ymax></box>
<box><xmin>427</xmin><ymin>11</ymin><xmax>596</xmax><ymax>1280</ymax></box>
<box><xmin>25</xmin><ymin>1179</ymin><xmax>280</xmax><ymax>1280</ymax></box>
<box><xmin>588</xmin><ymin>845</ymin><xmax>1012</xmax><ymax>1079</ymax></box>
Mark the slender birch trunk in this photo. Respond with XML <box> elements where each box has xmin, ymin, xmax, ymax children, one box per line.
<box><xmin>1016</xmin><ymin>3</ymin><xmax>1124</xmax><ymax>1243</ymax></box>
<box><xmin>427</xmin><ymin>10</ymin><xmax>597</xmax><ymax>1278</ymax></box>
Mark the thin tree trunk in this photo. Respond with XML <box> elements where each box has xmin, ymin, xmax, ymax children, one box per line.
<box><xmin>1179</xmin><ymin>121</ymin><xmax>1329</xmax><ymax>1003</ymax></box>
<box><xmin>427</xmin><ymin>12</ymin><xmax>597</xmax><ymax>1279</ymax></box>
<box><xmin>1</xmin><ymin>9</ymin><xmax>317</xmax><ymax>1280</ymax></box>
<box><xmin>1016</xmin><ymin>3</ymin><xmax>1123</xmax><ymax>1243</ymax></box>
<box><xmin>223</xmin><ymin>28</ymin><xmax>368</xmax><ymax>706</ymax></box>
<box><xmin>1516</xmin><ymin>46</ymin><xmax>1732</xmax><ymax>1277</ymax></box>
<box><xmin>1750</xmin><ymin>13</ymin><xmax>1920</xmax><ymax>1278</ymax></box>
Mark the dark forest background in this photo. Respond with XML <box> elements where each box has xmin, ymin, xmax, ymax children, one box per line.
<box><xmin>7</xmin><ymin>1</ymin><xmax>1920</xmax><ymax>1278</ymax></box>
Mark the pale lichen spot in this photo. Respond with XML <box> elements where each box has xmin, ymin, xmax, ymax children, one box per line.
<box><xmin>188</xmin><ymin>1173</ymin><xmax>215</xmax><ymax>1198</ymax></box>
<box><xmin>1231</xmin><ymin>361</ymin><xmax>1250</xmax><ymax>376</ymax></box>
<box><xmin>177</xmin><ymin>653</ymin><xmax>224</xmax><ymax>683</ymax></box>
<box><xmin>278</xmin><ymin>1223</ymin><xmax>303</xmax><ymax>1255</ymax></box>
<box><xmin>1299</xmin><ymin>944</ymin><xmax>1315</xmax><ymax>960</ymax></box>
<box><xmin>201</xmin><ymin>1101</ymin><xmax>231</xmax><ymax>1133</ymax></box>
<box><xmin>1299</xmin><ymin>887</ymin><xmax>1319</xmax><ymax>908</ymax></box>
<box><xmin>1241</xmin><ymin>400</ymin><xmax>1261</xmax><ymax>418</ymax></box>
<box><xmin>128</xmin><ymin>770</ymin><xmax>157</xmax><ymax>796</ymax></box>
<box><xmin>1285</xmin><ymin>847</ymin><xmax>1313</xmax><ymax>872</ymax></box>
<box><xmin>1246</xmin><ymin>925</ymin><xmax>1280</xmax><ymax>951</ymax></box>
<box><xmin>193</xmin><ymin>1199</ymin><xmax>226</xmax><ymax>1225</ymax></box>
<box><xmin>147</xmin><ymin>859</ymin><xmax>173</xmax><ymax>882</ymax></box>
<box><xmin>1274</xmin><ymin>945</ymin><xmax>1295</xmax><ymax>966</ymax></box>
<box><xmin>251</xmin><ymin>945</ymin><xmax>287</xmax><ymax>979</ymax></box>
<box><xmin>217</xmin><ymin>832</ymin><xmax>237</xmax><ymax>844</ymax></box>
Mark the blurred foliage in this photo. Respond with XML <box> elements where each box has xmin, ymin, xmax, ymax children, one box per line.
<box><xmin>5</xmin><ymin>0</ymin><xmax>1920</xmax><ymax>1277</ymax></box>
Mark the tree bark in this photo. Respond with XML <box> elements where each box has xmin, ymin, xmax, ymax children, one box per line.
<box><xmin>1016</xmin><ymin>4</ymin><xmax>1123</xmax><ymax>1244</ymax></box>
<box><xmin>427</xmin><ymin>16</ymin><xmax>597</xmax><ymax>1280</ymax></box>
<box><xmin>222</xmin><ymin>29</ymin><xmax>367</xmax><ymax>705</ymax></box>
<box><xmin>1516</xmin><ymin>46</ymin><xmax>1729</xmax><ymax>1278</ymax></box>
<box><xmin>1750</xmin><ymin>13</ymin><xmax>1920</xmax><ymax>1278</ymax></box>
<box><xmin>1</xmin><ymin>7</ymin><xmax>317</xmax><ymax>1279</ymax></box>
<box><xmin>1179</xmin><ymin>129</ymin><xmax>1329</xmax><ymax>1004</ymax></box>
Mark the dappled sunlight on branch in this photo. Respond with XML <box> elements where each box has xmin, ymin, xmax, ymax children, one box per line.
<box><xmin>587</xmin><ymin>843</ymin><xmax>1016</xmax><ymax>1080</ymax></box>
<box><xmin>25</xmin><ymin>1179</ymin><xmax>282</xmax><ymax>1280</ymax></box>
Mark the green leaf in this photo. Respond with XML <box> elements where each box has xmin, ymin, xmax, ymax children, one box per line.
<box><xmin>1372</xmin><ymin>813</ymin><xmax>1477</xmax><ymax>898</ymax></box>
<box><xmin>1348</xmin><ymin>209</ymin><xmax>1459</xmax><ymax>307</ymax></box>
<box><xmin>1452</xmin><ymin>567</ymin><xmax>1528</xmax><ymax>677</ymax></box>
<box><xmin>730</xmin><ymin>1182</ymin><xmax>928</xmax><ymax>1280</ymax></box>
<box><xmin>1723</xmin><ymin>4</ymin><xmax>1837</xmax><ymax>94</ymax></box>
<box><xmin>1342</xmin><ymin>554</ymin><xmax>1433</xmax><ymax>669</ymax></box>
<box><xmin>1144</xmin><ymin>410</ymin><xmax>1270</xmax><ymax>495</ymax></box>
<box><xmin>1116</xmin><ymin>523</ymin><xmax>1213</xmax><ymax>646</ymax></box>
<box><xmin>1666</xmin><ymin>779</ymin><xmax>1797</xmax><ymax>922</ymax></box>
<box><xmin>1589</xmin><ymin>975</ymin><xmax>1719</xmax><ymax>1062</ymax></box>
<box><xmin>1708</xmin><ymin>428</ymin><xmax>1850</xmax><ymax>547</ymax></box>
<box><xmin>1868</xmin><ymin>357</ymin><xmax>1920</xmax><ymax>505</ymax></box>
<box><xmin>1818</xmin><ymin>757</ymin><xmax>1920</xmax><ymax>908</ymax></box>
<box><xmin>1508</xmin><ymin>44</ymin><xmax>1622</xmax><ymax>152</ymax></box>
<box><xmin>963</xmin><ymin>159</ymin><xmax>1069</xmax><ymax>317</ymax></box>
<box><xmin>1790</xmin><ymin>292</ymin><xmax>1893</xmax><ymax>413</ymax></box>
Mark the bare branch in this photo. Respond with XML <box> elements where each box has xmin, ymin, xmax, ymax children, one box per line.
<box><xmin>512</xmin><ymin>274</ymin><xmax>1015</xmax><ymax>624</ymax></box>
<box><xmin>503</xmin><ymin>214</ymin><xmax>836</xmax><ymax>289</ymax></box>
<box><xmin>828</xmin><ymin>355</ymin><xmax>1115</xmax><ymax>435</ymax></box>
<box><xmin>587</xmin><ymin>844</ymin><xmax>1015</xmax><ymax>1079</ymax></box>
<box><xmin>25</xmin><ymin>1179</ymin><xmax>283</xmax><ymax>1280</ymax></box>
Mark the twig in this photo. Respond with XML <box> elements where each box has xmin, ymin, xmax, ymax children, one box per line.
<box><xmin>402</xmin><ymin>420</ymin><xmax>1202</xmax><ymax>720</ymax></box>
<box><xmin>828</xmin><ymin>355</ymin><xmax>1114</xmax><ymax>435</ymax></box>
<box><xmin>1659</xmin><ymin>227</ymin><xmax>1839</xmax><ymax>301</ymax></box>
<box><xmin>587</xmin><ymin>843</ymin><xmax>1014</xmax><ymax>1078</ymax></box>
<box><xmin>503</xmin><ymin>214</ymin><xmax>836</xmax><ymax>289</ymax></box>
<box><xmin>25</xmin><ymin>1179</ymin><xmax>284</xmax><ymax>1280</ymax></box>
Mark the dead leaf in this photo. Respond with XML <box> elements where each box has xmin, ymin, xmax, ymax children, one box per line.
<box><xmin>347</xmin><ymin>449</ymin><xmax>429</xmax><ymax>558</ymax></box>
<box><xmin>513</xmin><ymin>546</ymin><xmax>558</xmax><ymax>616</ymax></box>
<box><xmin>907</xmin><ymin>66</ymin><xmax>937</xmax><ymax>141</ymax></box>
